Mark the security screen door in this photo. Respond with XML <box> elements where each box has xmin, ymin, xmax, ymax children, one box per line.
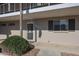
<box><xmin>27</xmin><ymin>23</ymin><xmax>35</xmax><ymax>41</ymax></box>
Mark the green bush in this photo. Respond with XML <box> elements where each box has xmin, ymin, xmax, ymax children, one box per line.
<box><xmin>1</xmin><ymin>36</ymin><xmax>34</xmax><ymax>55</ymax></box>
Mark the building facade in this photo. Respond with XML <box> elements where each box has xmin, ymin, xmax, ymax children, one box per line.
<box><xmin>0</xmin><ymin>3</ymin><xmax>79</xmax><ymax>46</ymax></box>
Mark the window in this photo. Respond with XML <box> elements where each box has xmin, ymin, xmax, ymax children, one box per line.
<box><xmin>27</xmin><ymin>24</ymin><xmax>33</xmax><ymax>39</ymax></box>
<box><xmin>22</xmin><ymin>3</ymin><xmax>30</xmax><ymax>10</ymax></box>
<box><xmin>48</xmin><ymin>20</ymin><xmax>53</xmax><ymax>30</ymax></box>
<box><xmin>10</xmin><ymin>3</ymin><xmax>15</xmax><ymax>12</ymax></box>
<box><xmin>0</xmin><ymin>4</ymin><xmax>9</xmax><ymax>14</ymax></box>
<box><xmin>50</xmin><ymin>3</ymin><xmax>61</xmax><ymax>5</ymax></box>
<box><xmin>0</xmin><ymin>5</ymin><xmax>2</xmax><ymax>14</ymax></box>
<box><xmin>31</xmin><ymin>3</ymin><xmax>39</xmax><ymax>8</ymax></box>
<box><xmin>22</xmin><ymin>3</ymin><xmax>27</xmax><ymax>10</ymax></box>
<box><xmin>27</xmin><ymin>24</ymin><xmax>33</xmax><ymax>31</ymax></box>
<box><xmin>48</xmin><ymin>19</ymin><xmax>74</xmax><ymax>31</ymax></box>
<box><xmin>4</xmin><ymin>4</ymin><xmax>8</xmax><ymax>13</ymax></box>
<box><xmin>8</xmin><ymin>23</ymin><xmax>15</xmax><ymax>26</ymax></box>
<box><xmin>0</xmin><ymin>24</ymin><xmax>6</xmax><ymax>26</ymax></box>
<box><xmin>0</xmin><ymin>48</ymin><xmax>2</xmax><ymax>53</ymax></box>
<box><xmin>53</xmin><ymin>20</ymin><xmax>60</xmax><ymax>31</ymax></box>
<box><xmin>31</xmin><ymin>3</ymin><xmax>48</xmax><ymax>8</ymax></box>
<box><xmin>0</xmin><ymin>5</ymin><xmax>3</xmax><ymax>14</ymax></box>
<box><xmin>41</xmin><ymin>3</ymin><xmax>48</xmax><ymax>6</ymax></box>
<box><xmin>36</xmin><ymin>3</ymin><xmax>42</xmax><ymax>6</ymax></box>
<box><xmin>68</xmin><ymin>19</ymin><xmax>75</xmax><ymax>30</ymax></box>
<box><xmin>60</xmin><ymin>20</ymin><xmax>68</xmax><ymax>31</ymax></box>
<box><xmin>15</xmin><ymin>3</ymin><xmax>20</xmax><ymax>11</ymax></box>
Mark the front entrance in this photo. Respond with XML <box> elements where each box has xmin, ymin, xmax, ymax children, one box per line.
<box><xmin>27</xmin><ymin>23</ymin><xmax>35</xmax><ymax>42</ymax></box>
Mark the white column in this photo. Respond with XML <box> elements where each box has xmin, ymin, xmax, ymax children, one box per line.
<box><xmin>8</xmin><ymin>3</ymin><xmax>10</xmax><ymax>12</ymax></box>
<box><xmin>14</xmin><ymin>3</ymin><xmax>16</xmax><ymax>12</ymax></box>
<box><xmin>29</xmin><ymin>3</ymin><xmax>31</xmax><ymax>9</ymax></box>
<box><xmin>20</xmin><ymin>3</ymin><xmax>23</xmax><ymax>37</ymax></box>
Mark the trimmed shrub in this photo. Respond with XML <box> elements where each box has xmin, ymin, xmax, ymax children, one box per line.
<box><xmin>1</xmin><ymin>36</ymin><xmax>34</xmax><ymax>55</ymax></box>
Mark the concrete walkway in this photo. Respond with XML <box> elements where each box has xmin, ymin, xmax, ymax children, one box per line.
<box><xmin>0</xmin><ymin>53</ymin><xmax>7</xmax><ymax>56</ymax></box>
<box><xmin>34</xmin><ymin>42</ymin><xmax>79</xmax><ymax>56</ymax></box>
<box><xmin>37</xmin><ymin>47</ymin><xmax>60</xmax><ymax>56</ymax></box>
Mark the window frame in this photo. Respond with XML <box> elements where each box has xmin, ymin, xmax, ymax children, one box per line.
<box><xmin>4</xmin><ymin>4</ymin><xmax>9</xmax><ymax>13</ymax></box>
<box><xmin>48</xmin><ymin>19</ymin><xmax>73</xmax><ymax>31</ymax></box>
<box><xmin>53</xmin><ymin>20</ymin><xmax>60</xmax><ymax>31</ymax></box>
<box><xmin>60</xmin><ymin>20</ymin><xmax>68</xmax><ymax>31</ymax></box>
<box><xmin>10</xmin><ymin>3</ymin><xmax>15</xmax><ymax>12</ymax></box>
<box><xmin>15</xmin><ymin>3</ymin><xmax>20</xmax><ymax>11</ymax></box>
<box><xmin>0</xmin><ymin>24</ymin><xmax>6</xmax><ymax>27</ymax></box>
<box><xmin>31</xmin><ymin>3</ymin><xmax>49</xmax><ymax>9</ymax></box>
<box><xmin>48</xmin><ymin>20</ymin><xmax>53</xmax><ymax>31</ymax></box>
<box><xmin>68</xmin><ymin>19</ymin><xmax>75</xmax><ymax>31</ymax></box>
<box><xmin>8</xmin><ymin>23</ymin><xmax>15</xmax><ymax>26</ymax></box>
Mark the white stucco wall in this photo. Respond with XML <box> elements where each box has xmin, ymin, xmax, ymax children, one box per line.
<box><xmin>33</xmin><ymin>16</ymin><xmax>79</xmax><ymax>46</ymax></box>
<box><xmin>0</xmin><ymin>16</ymin><xmax>79</xmax><ymax>46</ymax></box>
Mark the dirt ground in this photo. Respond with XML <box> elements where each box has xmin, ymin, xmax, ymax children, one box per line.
<box><xmin>23</xmin><ymin>48</ymin><xmax>40</xmax><ymax>56</ymax></box>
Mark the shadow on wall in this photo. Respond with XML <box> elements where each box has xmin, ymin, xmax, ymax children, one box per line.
<box><xmin>39</xmin><ymin>29</ymin><xmax>42</xmax><ymax>38</ymax></box>
<box><xmin>0</xmin><ymin>18</ymin><xmax>78</xmax><ymax>41</ymax></box>
<box><xmin>0</xmin><ymin>21</ymin><xmax>42</xmax><ymax>41</ymax></box>
<box><xmin>0</xmin><ymin>26</ymin><xmax>11</xmax><ymax>38</ymax></box>
<box><xmin>0</xmin><ymin>21</ymin><xmax>20</xmax><ymax>39</ymax></box>
<box><xmin>34</xmin><ymin>25</ymin><xmax>42</xmax><ymax>42</ymax></box>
